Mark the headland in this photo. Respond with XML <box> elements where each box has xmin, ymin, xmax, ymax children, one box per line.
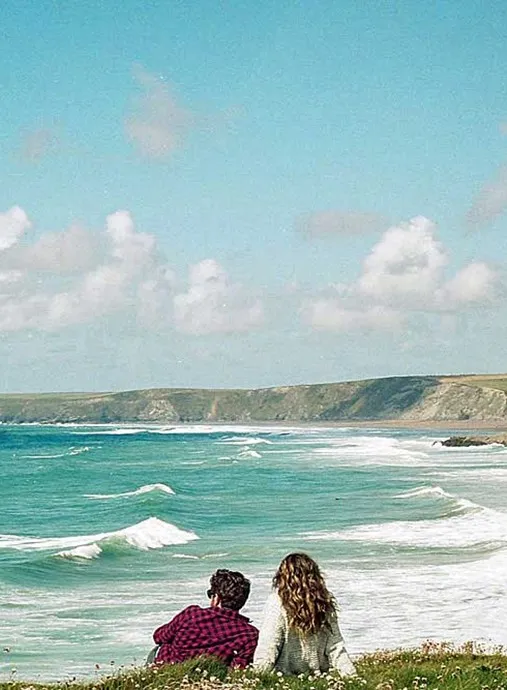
<box><xmin>1</xmin><ymin>373</ymin><xmax>507</xmax><ymax>428</ymax></box>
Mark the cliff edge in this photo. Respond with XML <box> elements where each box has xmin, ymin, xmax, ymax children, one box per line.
<box><xmin>1</xmin><ymin>374</ymin><xmax>506</xmax><ymax>424</ymax></box>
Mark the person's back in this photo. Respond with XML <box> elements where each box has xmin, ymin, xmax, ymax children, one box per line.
<box><xmin>153</xmin><ymin>569</ymin><xmax>258</xmax><ymax>668</ymax></box>
<box><xmin>254</xmin><ymin>553</ymin><xmax>355</xmax><ymax>676</ymax></box>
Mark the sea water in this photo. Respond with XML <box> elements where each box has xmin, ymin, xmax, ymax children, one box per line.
<box><xmin>1</xmin><ymin>423</ymin><xmax>507</xmax><ymax>680</ymax></box>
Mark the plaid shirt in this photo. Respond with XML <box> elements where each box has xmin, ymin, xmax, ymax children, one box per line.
<box><xmin>153</xmin><ymin>605</ymin><xmax>259</xmax><ymax>668</ymax></box>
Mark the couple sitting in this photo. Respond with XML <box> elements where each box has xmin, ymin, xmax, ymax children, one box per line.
<box><xmin>152</xmin><ymin>552</ymin><xmax>356</xmax><ymax>677</ymax></box>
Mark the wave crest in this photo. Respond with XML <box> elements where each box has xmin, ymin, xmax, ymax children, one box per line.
<box><xmin>302</xmin><ymin>489</ymin><xmax>507</xmax><ymax>549</ymax></box>
<box><xmin>84</xmin><ymin>483</ymin><xmax>175</xmax><ymax>500</ymax></box>
<box><xmin>0</xmin><ymin>517</ymin><xmax>198</xmax><ymax>560</ymax></box>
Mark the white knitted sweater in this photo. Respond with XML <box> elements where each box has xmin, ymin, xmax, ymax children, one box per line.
<box><xmin>253</xmin><ymin>592</ymin><xmax>356</xmax><ymax>677</ymax></box>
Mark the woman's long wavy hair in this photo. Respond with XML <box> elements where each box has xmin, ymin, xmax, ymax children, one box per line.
<box><xmin>273</xmin><ymin>553</ymin><xmax>336</xmax><ymax>636</ymax></box>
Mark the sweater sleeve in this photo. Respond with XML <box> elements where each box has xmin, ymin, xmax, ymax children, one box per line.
<box><xmin>325</xmin><ymin>613</ymin><xmax>356</xmax><ymax>677</ymax></box>
<box><xmin>253</xmin><ymin>592</ymin><xmax>285</xmax><ymax>671</ymax></box>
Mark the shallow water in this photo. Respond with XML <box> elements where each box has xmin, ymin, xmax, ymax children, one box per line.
<box><xmin>1</xmin><ymin>423</ymin><xmax>507</xmax><ymax>680</ymax></box>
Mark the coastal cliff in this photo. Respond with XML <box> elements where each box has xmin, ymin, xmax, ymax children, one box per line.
<box><xmin>1</xmin><ymin>374</ymin><xmax>507</xmax><ymax>424</ymax></box>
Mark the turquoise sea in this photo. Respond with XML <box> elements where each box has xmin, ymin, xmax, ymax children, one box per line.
<box><xmin>1</xmin><ymin>423</ymin><xmax>507</xmax><ymax>681</ymax></box>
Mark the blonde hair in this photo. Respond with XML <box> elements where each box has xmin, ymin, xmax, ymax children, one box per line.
<box><xmin>273</xmin><ymin>553</ymin><xmax>336</xmax><ymax>635</ymax></box>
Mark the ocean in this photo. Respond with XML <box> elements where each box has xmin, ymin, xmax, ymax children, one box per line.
<box><xmin>1</xmin><ymin>423</ymin><xmax>507</xmax><ymax>681</ymax></box>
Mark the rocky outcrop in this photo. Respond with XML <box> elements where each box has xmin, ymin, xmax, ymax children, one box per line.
<box><xmin>399</xmin><ymin>383</ymin><xmax>507</xmax><ymax>421</ymax></box>
<box><xmin>440</xmin><ymin>435</ymin><xmax>507</xmax><ymax>447</ymax></box>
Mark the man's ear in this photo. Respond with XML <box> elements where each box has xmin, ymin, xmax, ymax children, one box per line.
<box><xmin>210</xmin><ymin>594</ymin><xmax>221</xmax><ymax>608</ymax></box>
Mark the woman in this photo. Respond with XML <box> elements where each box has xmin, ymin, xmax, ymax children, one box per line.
<box><xmin>253</xmin><ymin>553</ymin><xmax>356</xmax><ymax>676</ymax></box>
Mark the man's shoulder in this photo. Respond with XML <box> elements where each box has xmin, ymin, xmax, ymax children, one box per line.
<box><xmin>177</xmin><ymin>604</ymin><xmax>206</xmax><ymax>619</ymax></box>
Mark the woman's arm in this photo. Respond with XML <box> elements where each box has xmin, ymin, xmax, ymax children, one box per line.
<box><xmin>325</xmin><ymin>614</ymin><xmax>356</xmax><ymax>677</ymax></box>
<box><xmin>253</xmin><ymin>592</ymin><xmax>285</xmax><ymax>671</ymax></box>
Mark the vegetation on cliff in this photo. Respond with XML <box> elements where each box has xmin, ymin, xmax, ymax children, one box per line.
<box><xmin>0</xmin><ymin>374</ymin><xmax>506</xmax><ymax>424</ymax></box>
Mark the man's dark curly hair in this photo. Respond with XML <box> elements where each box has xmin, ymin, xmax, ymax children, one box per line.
<box><xmin>207</xmin><ymin>569</ymin><xmax>251</xmax><ymax>611</ymax></box>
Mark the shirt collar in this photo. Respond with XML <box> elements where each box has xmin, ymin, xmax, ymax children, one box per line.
<box><xmin>208</xmin><ymin>606</ymin><xmax>251</xmax><ymax>623</ymax></box>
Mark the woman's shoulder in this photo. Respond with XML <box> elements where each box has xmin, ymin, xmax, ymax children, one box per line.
<box><xmin>263</xmin><ymin>590</ymin><xmax>283</xmax><ymax>611</ymax></box>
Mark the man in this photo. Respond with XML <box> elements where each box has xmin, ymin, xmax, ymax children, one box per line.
<box><xmin>152</xmin><ymin>569</ymin><xmax>259</xmax><ymax>668</ymax></box>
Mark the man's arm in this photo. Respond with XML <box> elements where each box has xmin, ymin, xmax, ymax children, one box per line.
<box><xmin>153</xmin><ymin>606</ymin><xmax>193</xmax><ymax>645</ymax></box>
<box><xmin>231</xmin><ymin>630</ymin><xmax>259</xmax><ymax>669</ymax></box>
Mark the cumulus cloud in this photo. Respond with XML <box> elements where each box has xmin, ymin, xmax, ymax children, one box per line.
<box><xmin>125</xmin><ymin>67</ymin><xmax>193</xmax><ymax>158</ymax></box>
<box><xmin>4</xmin><ymin>225</ymin><xmax>98</xmax><ymax>274</ymax></box>
<box><xmin>0</xmin><ymin>206</ymin><xmax>31</xmax><ymax>251</ymax></box>
<box><xmin>466</xmin><ymin>166</ymin><xmax>507</xmax><ymax>227</ymax></box>
<box><xmin>440</xmin><ymin>262</ymin><xmax>497</xmax><ymax>305</ymax></box>
<box><xmin>304</xmin><ymin>216</ymin><xmax>500</xmax><ymax>332</ymax></box>
<box><xmin>173</xmin><ymin>259</ymin><xmax>263</xmax><ymax>335</ymax></box>
<box><xmin>296</xmin><ymin>211</ymin><xmax>386</xmax><ymax>237</ymax></box>
<box><xmin>0</xmin><ymin>208</ymin><xmax>264</xmax><ymax>336</ymax></box>
<box><xmin>357</xmin><ymin>216</ymin><xmax>447</xmax><ymax>305</ymax></box>
<box><xmin>0</xmin><ymin>208</ymin><xmax>165</xmax><ymax>331</ymax></box>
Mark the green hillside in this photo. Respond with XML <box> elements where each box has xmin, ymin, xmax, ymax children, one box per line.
<box><xmin>1</xmin><ymin>373</ymin><xmax>505</xmax><ymax>424</ymax></box>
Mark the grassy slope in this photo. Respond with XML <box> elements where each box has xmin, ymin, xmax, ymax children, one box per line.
<box><xmin>2</xmin><ymin>644</ymin><xmax>506</xmax><ymax>690</ymax></box>
<box><xmin>0</xmin><ymin>374</ymin><xmax>506</xmax><ymax>423</ymax></box>
<box><xmin>0</xmin><ymin>377</ymin><xmax>440</xmax><ymax>423</ymax></box>
<box><xmin>441</xmin><ymin>374</ymin><xmax>507</xmax><ymax>393</ymax></box>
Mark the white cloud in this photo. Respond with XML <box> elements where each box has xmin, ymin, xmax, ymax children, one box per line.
<box><xmin>0</xmin><ymin>208</ymin><xmax>166</xmax><ymax>331</ymax></box>
<box><xmin>0</xmin><ymin>208</ymin><xmax>264</xmax><ymax>336</ymax></box>
<box><xmin>125</xmin><ymin>67</ymin><xmax>192</xmax><ymax>159</ymax></box>
<box><xmin>440</xmin><ymin>261</ymin><xmax>497</xmax><ymax>305</ymax></box>
<box><xmin>305</xmin><ymin>299</ymin><xmax>401</xmax><ymax>331</ymax></box>
<box><xmin>296</xmin><ymin>210</ymin><xmax>386</xmax><ymax>237</ymax></box>
<box><xmin>303</xmin><ymin>216</ymin><xmax>500</xmax><ymax>333</ymax></box>
<box><xmin>6</xmin><ymin>225</ymin><xmax>97</xmax><ymax>274</ymax></box>
<box><xmin>106</xmin><ymin>210</ymin><xmax>155</xmax><ymax>266</ymax></box>
<box><xmin>173</xmin><ymin>259</ymin><xmax>263</xmax><ymax>334</ymax></box>
<box><xmin>358</xmin><ymin>216</ymin><xmax>447</xmax><ymax>306</ymax></box>
<box><xmin>466</xmin><ymin>166</ymin><xmax>507</xmax><ymax>227</ymax></box>
<box><xmin>0</xmin><ymin>207</ymin><xmax>31</xmax><ymax>251</ymax></box>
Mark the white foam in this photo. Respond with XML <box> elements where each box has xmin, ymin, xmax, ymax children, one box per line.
<box><xmin>394</xmin><ymin>485</ymin><xmax>453</xmax><ymax>499</ymax></box>
<box><xmin>70</xmin><ymin>423</ymin><xmax>303</xmax><ymax>436</ymax></box>
<box><xmin>312</xmin><ymin>435</ymin><xmax>431</xmax><ymax>466</ymax></box>
<box><xmin>0</xmin><ymin>517</ymin><xmax>198</xmax><ymax>554</ymax></box>
<box><xmin>302</xmin><ymin>499</ymin><xmax>507</xmax><ymax>548</ymax></box>
<box><xmin>218</xmin><ymin>436</ymin><xmax>273</xmax><ymax>446</ymax></box>
<box><xmin>84</xmin><ymin>483</ymin><xmax>175</xmax><ymax>499</ymax></box>
<box><xmin>57</xmin><ymin>543</ymin><xmax>102</xmax><ymax>560</ymax></box>
<box><xmin>238</xmin><ymin>449</ymin><xmax>262</xmax><ymax>458</ymax></box>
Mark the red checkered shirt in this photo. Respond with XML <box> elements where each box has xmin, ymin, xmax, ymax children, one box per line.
<box><xmin>153</xmin><ymin>605</ymin><xmax>259</xmax><ymax>668</ymax></box>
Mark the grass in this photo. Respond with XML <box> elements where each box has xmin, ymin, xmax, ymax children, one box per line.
<box><xmin>2</xmin><ymin>643</ymin><xmax>507</xmax><ymax>690</ymax></box>
<box><xmin>441</xmin><ymin>375</ymin><xmax>507</xmax><ymax>393</ymax></box>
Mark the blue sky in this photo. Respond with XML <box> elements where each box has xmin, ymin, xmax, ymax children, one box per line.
<box><xmin>1</xmin><ymin>0</ymin><xmax>506</xmax><ymax>392</ymax></box>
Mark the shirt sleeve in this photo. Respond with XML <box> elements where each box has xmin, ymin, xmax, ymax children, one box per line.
<box><xmin>153</xmin><ymin>606</ymin><xmax>193</xmax><ymax>645</ymax></box>
<box><xmin>325</xmin><ymin>613</ymin><xmax>356</xmax><ymax>677</ymax></box>
<box><xmin>231</xmin><ymin>632</ymin><xmax>259</xmax><ymax>669</ymax></box>
<box><xmin>253</xmin><ymin>592</ymin><xmax>285</xmax><ymax>671</ymax></box>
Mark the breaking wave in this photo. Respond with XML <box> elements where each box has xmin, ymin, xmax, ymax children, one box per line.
<box><xmin>0</xmin><ymin>517</ymin><xmax>198</xmax><ymax>560</ymax></box>
<box><xmin>218</xmin><ymin>436</ymin><xmax>273</xmax><ymax>446</ymax></box>
<box><xmin>20</xmin><ymin>446</ymin><xmax>92</xmax><ymax>460</ymax></box>
<box><xmin>302</xmin><ymin>488</ymin><xmax>507</xmax><ymax>549</ymax></box>
<box><xmin>84</xmin><ymin>483</ymin><xmax>175</xmax><ymax>499</ymax></box>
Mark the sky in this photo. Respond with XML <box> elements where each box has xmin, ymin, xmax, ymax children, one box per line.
<box><xmin>1</xmin><ymin>0</ymin><xmax>506</xmax><ymax>392</ymax></box>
